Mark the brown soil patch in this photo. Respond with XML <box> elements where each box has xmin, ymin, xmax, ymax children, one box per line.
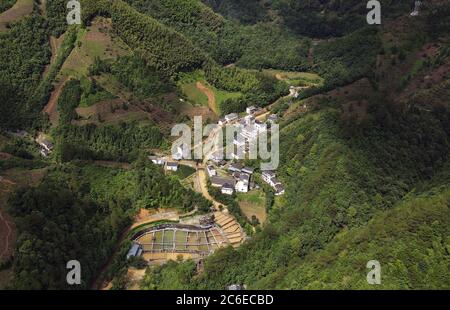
<box><xmin>73</xmin><ymin>99</ymin><xmax>156</xmax><ymax>126</ymax></box>
<box><xmin>43</xmin><ymin>77</ymin><xmax>70</xmax><ymax>126</ymax></box>
<box><xmin>42</xmin><ymin>34</ymin><xmax>65</xmax><ymax>78</ymax></box>
<box><xmin>0</xmin><ymin>152</ymin><xmax>12</xmax><ymax>160</ymax></box>
<box><xmin>180</xmin><ymin>104</ymin><xmax>216</xmax><ymax>122</ymax></box>
<box><xmin>0</xmin><ymin>0</ymin><xmax>33</xmax><ymax>32</ymax></box>
<box><xmin>196</xmin><ymin>82</ymin><xmax>218</xmax><ymax>116</ymax></box>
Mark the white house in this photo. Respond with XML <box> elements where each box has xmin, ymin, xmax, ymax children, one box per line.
<box><xmin>149</xmin><ymin>156</ymin><xmax>165</xmax><ymax>165</ymax></box>
<box><xmin>255</xmin><ymin>120</ymin><xmax>267</xmax><ymax>132</ymax></box>
<box><xmin>39</xmin><ymin>139</ymin><xmax>53</xmax><ymax>152</ymax></box>
<box><xmin>228</xmin><ymin>163</ymin><xmax>243</xmax><ymax>173</ymax></box>
<box><xmin>127</xmin><ymin>243</ymin><xmax>143</xmax><ymax>260</ymax></box>
<box><xmin>246</xmin><ymin>106</ymin><xmax>257</xmax><ymax>115</ymax></box>
<box><xmin>40</xmin><ymin>148</ymin><xmax>49</xmax><ymax>157</ymax></box>
<box><xmin>211</xmin><ymin>176</ymin><xmax>236</xmax><ymax>188</ymax></box>
<box><xmin>262</xmin><ymin>170</ymin><xmax>276</xmax><ymax>183</ymax></box>
<box><xmin>221</xmin><ymin>183</ymin><xmax>235</xmax><ymax>195</ymax></box>
<box><xmin>225</xmin><ymin>113</ymin><xmax>238</xmax><ymax>122</ymax></box>
<box><xmin>166</xmin><ymin>162</ymin><xmax>179</xmax><ymax>171</ymax></box>
<box><xmin>207</xmin><ymin>165</ymin><xmax>217</xmax><ymax>177</ymax></box>
<box><xmin>267</xmin><ymin>114</ymin><xmax>278</xmax><ymax>124</ymax></box>
<box><xmin>410</xmin><ymin>1</ymin><xmax>421</xmax><ymax>16</ymax></box>
<box><xmin>274</xmin><ymin>184</ymin><xmax>285</xmax><ymax>196</ymax></box>
<box><xmin>235</xmin><ymin>180</ymin><xmax>248</xmax><ymax>193</ymax></box>
<box><xmin>218</xmin><ymin>118</ymin><xmax>227</xmax><ymax>126</ymax></box>
<box><xmin>244</xmin><ymin>115</ymin><xmax>255</xmax><ymax>125</ymax></box>
<box><xmin>242</xmin><ymin>167</ymin><xmax>254</xmax><ymax>175</ymax></box>
<box><xmin>235</xmin><ymin>173</ymin><xmax>250</xmax><ymax>193</ymax></box>
<box><xmin>289</xmin><ymin>86</ymin><xmax>301</xmax><ymax>98</ymax></box>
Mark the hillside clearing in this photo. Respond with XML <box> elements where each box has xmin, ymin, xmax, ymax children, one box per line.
<box><xmin>237</xmin><ymin>190</ymin><xmax>267</xmax><ymax>225</ymax></box>
<box><xmin>0</xmin><ymin>0</ymin><xmax>33</xmax><ymax>32</ymax></box>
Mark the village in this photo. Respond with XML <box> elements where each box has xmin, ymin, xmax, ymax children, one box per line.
<box><xmin>149</xmin><ymin>105</ymin><xmax>286</xmax><ymax>198</ymax></box>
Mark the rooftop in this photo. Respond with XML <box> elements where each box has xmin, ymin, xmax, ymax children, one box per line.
<box><xmin>211</xmin><ymin>176</ymin><xmax>236</xmax><ymax>187</ymax></box>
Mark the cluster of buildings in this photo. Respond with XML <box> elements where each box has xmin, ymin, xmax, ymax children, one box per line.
<box><xmin>261</xmin><ymin>170</ymin><xmax>285</xmax><ymax>196</ymax></box>
<box><xmin>207</xmin><ymin>106</ymin><xmax>284</xmax><ymax>196</ymax></box>
<box><xmin>149</xmin><ymin>155</ymin><xmax>179</xmax><ymax>172</ymax></box>
<box><xmin>209</xmin><ymin>163</ymin><xmax>256</xmax><ymax>196</ymax></box>
<box><xmin>219</xmin><ymin>107</ymin><xmax>278</xmax><ymax>161</ymax></box>
<box><xmin>5</xmin><ymin>130</ymin><xmax>54</xmax><ymax>158</ymax></box>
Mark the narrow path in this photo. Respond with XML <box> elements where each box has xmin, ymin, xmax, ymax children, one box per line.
<box><xmin>196</xmin><ymin>81</ymin><xmax>219</xmax><ymax>116</ymax></box>
<box><xmin>42</xmin><ymin>35</ymin><xmax>61</xmax><ymax>78</ymax></box>
<box><xmin>197</xmin><ymin>168</ymin><xmax>221</xmax><ymax>208</ymax></box>
<box><xmin>43</xmin><ymin>76</ymin><xmax>70</xmax><ymax>126</ymax></box>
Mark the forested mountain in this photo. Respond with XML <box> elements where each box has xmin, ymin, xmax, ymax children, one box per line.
<box><xmin>0</xmin><ymin>0</ymin><xmax>449</xmax><ymax>290</ymax></box>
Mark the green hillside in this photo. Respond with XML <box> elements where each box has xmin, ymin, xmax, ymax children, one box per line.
<box><xmin>0</xmin><ymin>0</ymin><xmax>449</xmax><ymax>290</ymax></box>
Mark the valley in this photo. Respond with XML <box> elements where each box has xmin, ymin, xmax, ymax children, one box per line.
<box><xmin>0</xmin><ymin>0</ymin><xmax>449</xmax><ymax>291</ymax></box>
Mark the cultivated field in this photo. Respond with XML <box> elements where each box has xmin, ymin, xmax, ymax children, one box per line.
<box><xmin>237</xmin><ymin>189</ymin><xmax>267</xmax><ymax>224</ymax></box>
<box><xmin>0</xmin><ymin>0</ymin><xmax>33</xmax><ymax>32</ymax></box>
<box><xmin>134</xmin><ymin>225</ymin><xmax>229</xmax><ymax>255</ymax></box>
<box><xmin>262</xmin><ymin>69</ymin><xmax>324</xmax><ymax>87</ymax></box>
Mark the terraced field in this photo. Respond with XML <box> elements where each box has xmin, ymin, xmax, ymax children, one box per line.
<box><xmin>134</xmin><ymin>224</ymin><xmax>229</xmax><ymax>255</ymax></box>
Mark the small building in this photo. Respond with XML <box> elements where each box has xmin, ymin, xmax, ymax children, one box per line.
<box><xmin>40</xmin><ymin>148</ymin><xmax>49</xmax><ymax>157</ymax></box>
<box><xmin>235</xmin><ymin>173</ymin><xmax>250</xmax><ymax>193</ymax></box>
<box><xmin>239</xmin><ymin>173</ymin><xmax>250</xmax><ymax>183</ymax></box>
<box><xmin>235</xmin><ymin>180</ymin><xmax>249</xmax><ymax>193</ymax></box>
<box><xmin>232</xmin><ymin>171</ymin><xmax>241</xmax><ymax>180</ymax></box>
<box><xmin>255</xmin><ymin>120</ymin><xmax>266</xmax><ymax>132</ymax></box>
<box><xmin>262</xmin><ymin>170</ymin><xmax>276</xmax><ymax>183</ymax></box>
<box><xmin>244</xmin><ymin>114</ymin><xmax>255</xmax><ymax>125</ymax></box>
<box><xmin>246</xmin><ymin>106</ymin><xmax>257</xmax><ymax>115</ymax></box>
<box><xmin>274</xmin><ymin>184</ymin><xmax>285</xmax><ymax>196</ymax></box>
<box><xmin>227</xmin><ymin>284</ymin><xmax>245</xmax><ymax>290</ymax></box>
<box><xmin>289</xmin><ymin>86</ymin><xmax>301</xmax><ymax>98</ymax></box>
<box><xmin>231</xmin><ymin>152</ymin><xmax>244</xmax><ymax>160</ymax></box>
<box><xmin>127</xmin><ymin>243</ymin><xmax>143</xmax><ymax>260</ymax></box>
<box><xmin>199</xmin><ymin>215</ymin><xmax>215</xmax><ymax>228</ymax></box>
<box><xmin>268</xmin><ymin>114</ymin><xmax>278</xmax><ymax>124</ymax></box>
<box><xmin>149</xmin><ymin>156</ymin><xmax>165</xmax><ymax>165</ymax></box>
<box><xmin>207</xmin><ymin>165</ymin><xmax>217</xmax><ymax>177</ymax></box>
<box><xmin>166</xmin><ymin>162</ymin><xmax>179</xmax><ymax>171</ymax></box>
<box><xmin>221</xmin><ymin>183</ymin><xmax>234</xmax><ymax>195</ymax></box>
<box><xmin>39</xmin><ymin>139</ymin><xmax>54</xmax><ymax>152</ymax></box>
<box><xmin>224</xmin><ymin>113</ymin><xmax>238</xmax><ymax>122</ymax></box>
<box><xmin>218</xmin><ymin>118</ymin><xmax>226</xmax><ymax>126</ymax></box>
<box><xmin>211</xmin><ymin>176</ymin><xmax>235</xmax><ymax>188</ymax></box>
<box><xmin>242</xmin><ymin>167</ymin><xmax>254</xmax><ymax>175</ymax></box>
<box><xmin>228</xmin><ymin>163</ymin><xmax>243</xmax><ymax>173</ymax></box>
<box><xmin>268</xmin><ymin>177</ymin><xmax>281</xmax><ymax>188</ymax></box>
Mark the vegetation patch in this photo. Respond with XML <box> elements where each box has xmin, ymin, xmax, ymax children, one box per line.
<box><xmin>236</xmin><ymin>189</ymin><xmax>267</xmax><ymax>225</ymax></box>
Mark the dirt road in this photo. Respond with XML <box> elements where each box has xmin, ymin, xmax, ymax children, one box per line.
<box><xmin>43</xmin><ymin>76</ymin><xmax>70</xmax><ymax>126</ymax></box>
<box><xmin>196</xmin><ymin>82</ymin><xmax>219</xmax><ymax>116</ymax></box>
